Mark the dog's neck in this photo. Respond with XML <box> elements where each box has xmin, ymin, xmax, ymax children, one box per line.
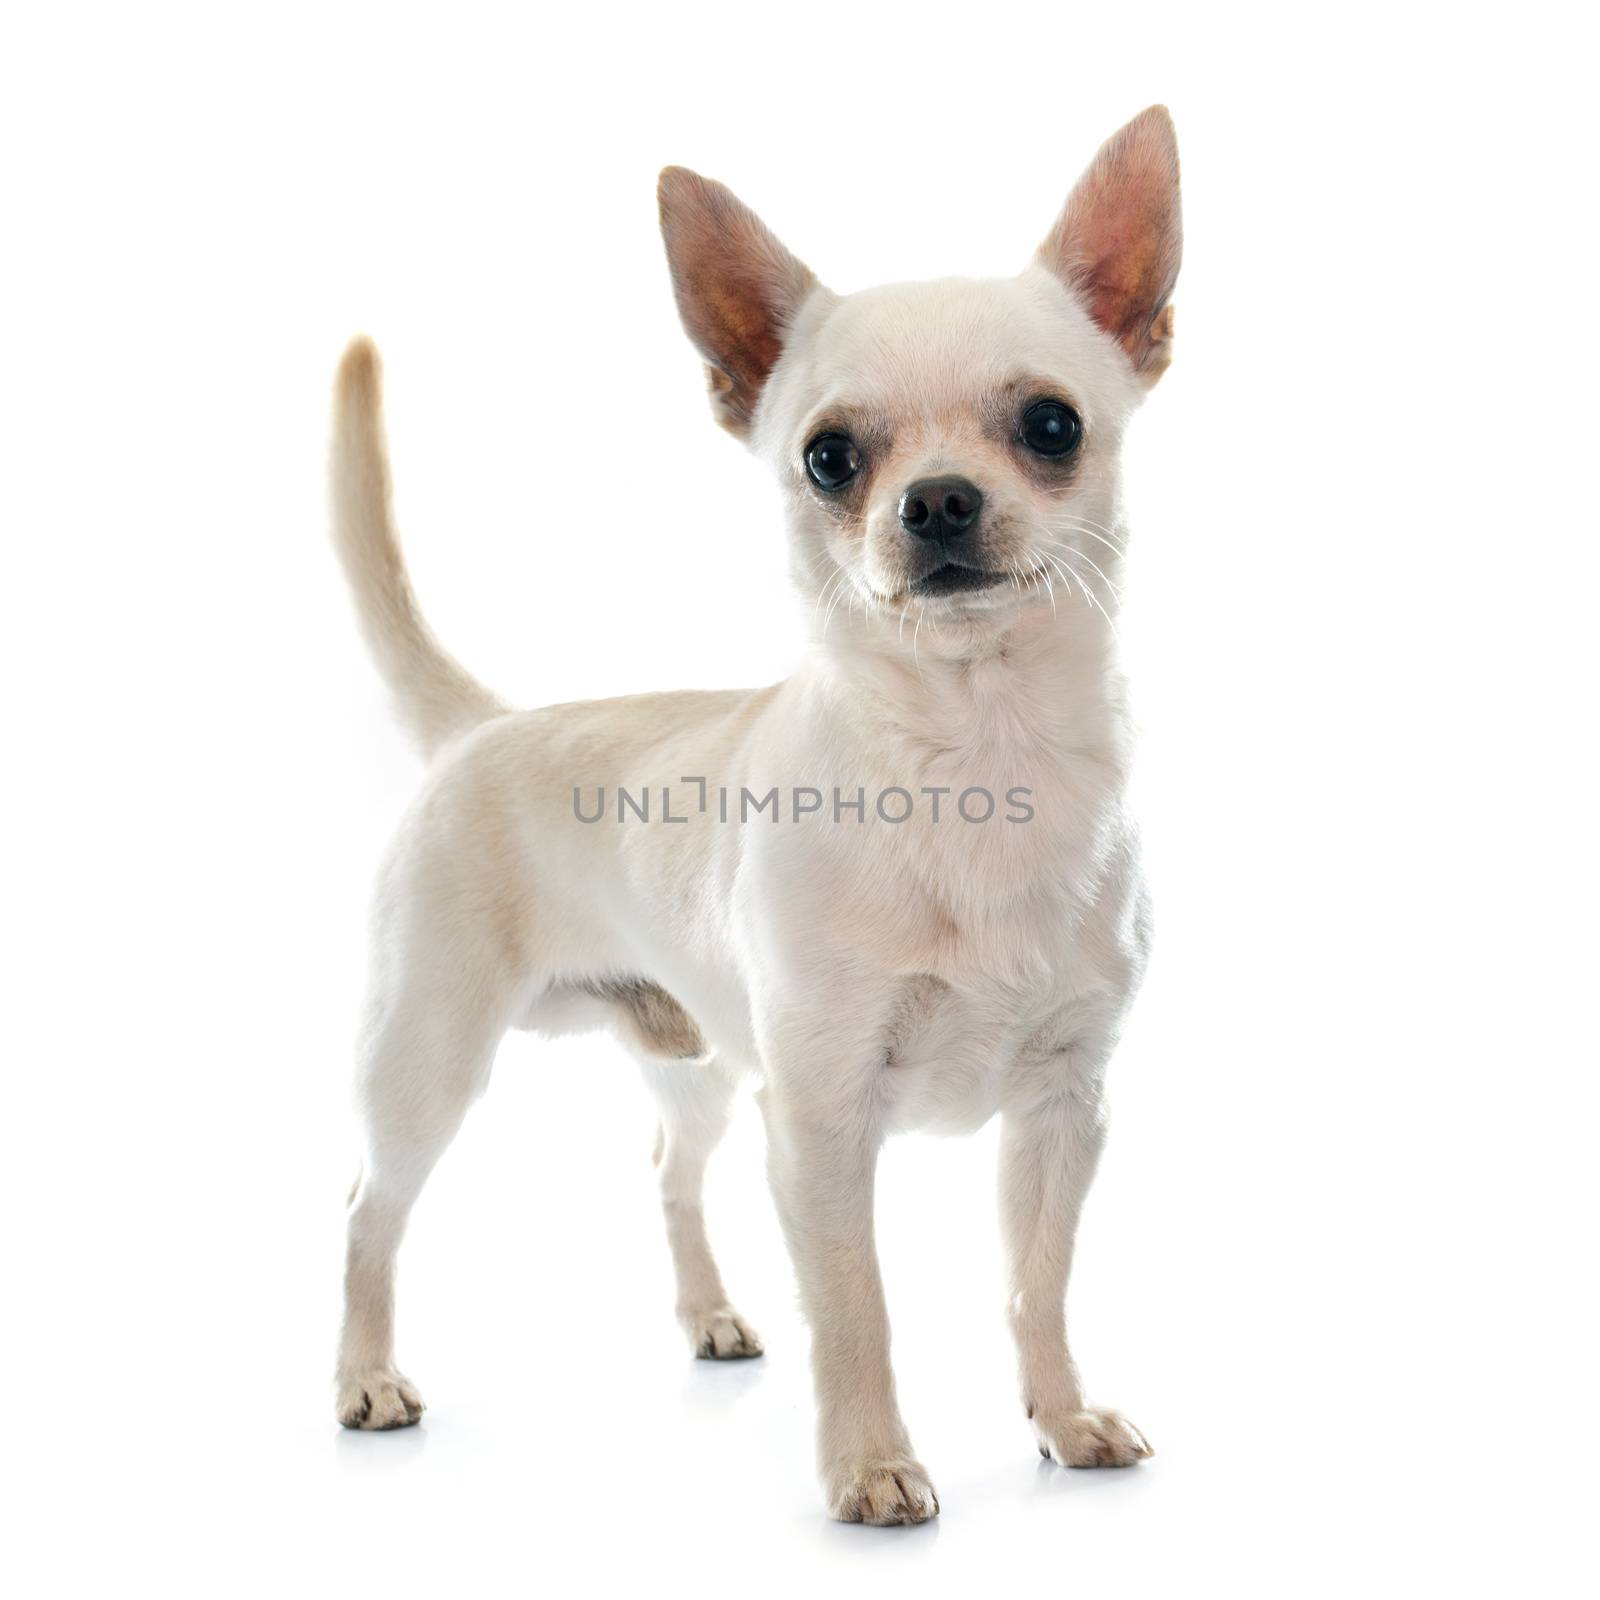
<box><xmin>801</xmin><ymin>597</ymin><xmax>1126</xmax><ymax>765</ymax></box>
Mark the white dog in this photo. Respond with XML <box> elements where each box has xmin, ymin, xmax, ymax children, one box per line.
<box><xmin>331</xmin><ymin>106</ymin><xmax>1181</xmax><ymax>1524</ymax></box>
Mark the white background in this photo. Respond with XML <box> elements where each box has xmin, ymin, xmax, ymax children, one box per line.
<box><xmin>3</xmin><ymin>3</ymin><xmax>1595</xmax><ymax>1595</ymax></box>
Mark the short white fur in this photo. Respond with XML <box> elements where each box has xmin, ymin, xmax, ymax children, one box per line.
<box><xmin>330</xmin><ymin>106</ymin><xmax>1180</xmax><ymax>1524</ymax></box>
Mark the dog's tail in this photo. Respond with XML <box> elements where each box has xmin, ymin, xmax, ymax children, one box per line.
<box><xmin>330</xmin><ymin>338</ymin><xmax>508</xmax><ymax>761</ymax></box>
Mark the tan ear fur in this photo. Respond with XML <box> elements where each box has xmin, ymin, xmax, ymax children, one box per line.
<box><xmin>1038</xmin><ymin>106</ymin><xmax>1183</xmax><ymax>382</ymax></box>
<box><xmin>657</xmin><ymin>167</ymin><xmax>818</xmax><ymax>435</ymax></box>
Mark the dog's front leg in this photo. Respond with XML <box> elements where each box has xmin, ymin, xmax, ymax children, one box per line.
<box><xmin>759</xmin><ymin>1028</ymin><xmax>937</xmax><ymax>1525</ymax></box>
<box><xmin>1000</xmin><ymin>1035</ymin><xmax>1153</xmax><ymax>1468</ymax></box>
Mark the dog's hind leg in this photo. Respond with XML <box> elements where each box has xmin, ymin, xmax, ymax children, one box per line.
<box><xmin>335</xmin><ymin>960</ymin><xmax>514</xmax><ymax>1429</ymax></box>
<box><xmin>638</xmin><ymin>1053</ymin><xmax>762</xmax><ymax>1360</ymax></box>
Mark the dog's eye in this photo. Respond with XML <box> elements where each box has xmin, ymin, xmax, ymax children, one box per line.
<box><xmin>1020</xmin><ymin>400</ymin><xmax>1082</xmax><ymax>459</ymax></box>
<box><xmin>805</xmin><ymin>432</ymin><xmax>862</xmax><ymax>492</ymax></box>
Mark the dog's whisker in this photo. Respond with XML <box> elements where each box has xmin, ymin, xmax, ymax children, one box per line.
<box><xmin>1051</xmin><ymin>512</ymin><xmax>1129</xmax><ymax>555</ymax></box>
<box><xmin>1034</xmin><ymin>559</ymin><xmax>1059</xmax><ymax>619</ymax></box>
<box><xmin>813</xmin><ymin>573</ymin><xmax>838</xmax><ymax>630</ymax></box>
<box><xmin>1013</xmin><ymin>560</ymin><xmax>1049</xmax><ymax>620</ymax></box>
<box><xmin>1050</xmin><ymin>548</ymin><xmax>1121</xmax><ymax>640</ymax></box>
<box><xmin>1042</xmin><ymin>549</ymin><xmax>1107</xmax><ymax>632</ymax></box>
<box><xmin>812</xmin><ymin>567</ymin><xmax>849</xmax><ymax>631</ymax></box>
<box><xmin>822</xmin><ymin>576</ymin><xmax>852</xmax><ymax>637</ymax></box>
<box><xmin>1039</xmin><ymin>550</ymin><xmax>1085</xmax><ymax>616</ymax></box>
<box><xmin>816</xmin><ymin>566</ymin><xmax>851</xmax><ymax>626</ymax></box>
<box><xmin>823</xmin><ymin>566</ymin><xmax>869</xmax><ymax>638</ymax></box>
<box><xmin>1043</xmin><ymin>537</ymin><xmax>1124</xmax><ymax>601</ymax></box>
<box><xmin>1038</xmin><ymin>531</ymin><xmax>1121</xmax><ymax>592</ymax></box>
<box><xmin>1066</xmin><ymin>524</ymin><xmax>1130</xmax><ymax>564</ymax></box>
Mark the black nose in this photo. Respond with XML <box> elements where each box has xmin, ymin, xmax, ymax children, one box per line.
<box><xmin>898</xmin><ymin>475</ymin><xmax>984</xmax><ymax>541</ymax></box>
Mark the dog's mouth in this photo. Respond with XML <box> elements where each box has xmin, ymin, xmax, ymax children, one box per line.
<box><xmin>909</xmin><ymin>563</ymin><xmax>1007</xmax><ymax>598</ymax></box>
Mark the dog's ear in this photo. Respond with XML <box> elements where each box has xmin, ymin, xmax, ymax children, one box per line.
<box><xmin>1037</xmin><ymin>106</ymin><xmax>1182</xmax><ymax>384</ymax></box>
<box><xmin>658</xmin><ymin>167</ymin><xmax>819</xmax><ymax>436</ymax></box>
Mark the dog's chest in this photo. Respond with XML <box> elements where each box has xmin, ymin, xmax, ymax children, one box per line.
<box><xmin>881</xmin><ymin>677</ymin><xmax>1131</xmax><ymax>971</ymax></box>
<box><xmin>729</xmin><ymin>645</ymin><xmax>1143</xmax><ymax>1124</ymax></box>
<box><xmin>863</xmin><ymin>683</ymin><xmax>1139</xmax><ymax>1132</ymax></box>
<box><xmin>876</xmin><ymin>814</ymin><xmax>1138</xmax><ymax>1134</ymax></box>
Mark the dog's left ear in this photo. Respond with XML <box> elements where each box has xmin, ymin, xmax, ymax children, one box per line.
<box><xmin>1038</xmin><ymin>106</ymin><xmax>1183</xmax><ymax>384</ymax></box>
<box><xmin>658</xmin><ymin>167</ymin><xmax>819</xmax><ymax>437</ymax></box>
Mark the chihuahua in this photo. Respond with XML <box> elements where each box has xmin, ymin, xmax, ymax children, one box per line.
<box><xmin>331</xmin><ymin>106</ymin><xmax>1180</xmax><ymax>1524</ymax></box>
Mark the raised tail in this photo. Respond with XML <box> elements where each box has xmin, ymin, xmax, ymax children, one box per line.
<box><xmin>329</xmin><ymin>338</ymin><xmax>508</xmax><ymax>761</ymax></box>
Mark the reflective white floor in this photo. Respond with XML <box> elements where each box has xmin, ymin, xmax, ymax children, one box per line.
<box><xmin>19</xmin><ymin>1034</ymin><xmax>1586</xmax><ymax>1597</ymax></box>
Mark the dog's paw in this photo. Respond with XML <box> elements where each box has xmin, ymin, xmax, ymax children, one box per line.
<box><xmin>827</xmin><ymin>1457</ymin><xmax>940</xmax><ymax>1525</ymax></box>
<box><xmin>1034</xmin><ymin>1407</ymin><xmax>1151</xmax><ymax>1467</ymax></box>
<box><xmin>336</xmin><ymin>1370</ymin><xmax>425</xmax><ymax>1430</ymax></box>
<box><xmin>684</xmin><ymin>1306</ymin><xmax>763</xmax><ymax>1359</ymax></box>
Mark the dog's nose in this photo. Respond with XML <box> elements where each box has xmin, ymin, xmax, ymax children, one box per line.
<box><xmin>898</xmin><ymin>476</ymin><xmax>983</xmax><ymax>541</ymax></box>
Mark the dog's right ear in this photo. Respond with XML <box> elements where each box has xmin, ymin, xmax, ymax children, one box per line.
<box><xmin>657</xmin><ymin>168</ymin><xmax>819</xmax><ymax>437</ymax></box>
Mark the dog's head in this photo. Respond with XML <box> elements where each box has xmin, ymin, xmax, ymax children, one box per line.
<box><xmin>658</xmin><ymin>108</ymin><xmax>1180</xmax><ymax>647</ymax></box>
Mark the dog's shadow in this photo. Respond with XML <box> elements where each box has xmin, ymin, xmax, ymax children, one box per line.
<box><xmin>332</xmin><ymin>1418</ymin><xmax>430</xmax><ymax>1473</ymax></box>
<box><xmin>678</xmin><ymin>1351</ymin><xmax>770</xmax><ymax>1417</ymax></box>
<box><xmin>816</xmin><ymin>1514</ymin><xmax>942</xmax><ymax>1551</ymax></box>
<box><xmin>1030</xmin><ymin>1453</ymin><xmax>1157</xmax><ymax>1502</ymax></box>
